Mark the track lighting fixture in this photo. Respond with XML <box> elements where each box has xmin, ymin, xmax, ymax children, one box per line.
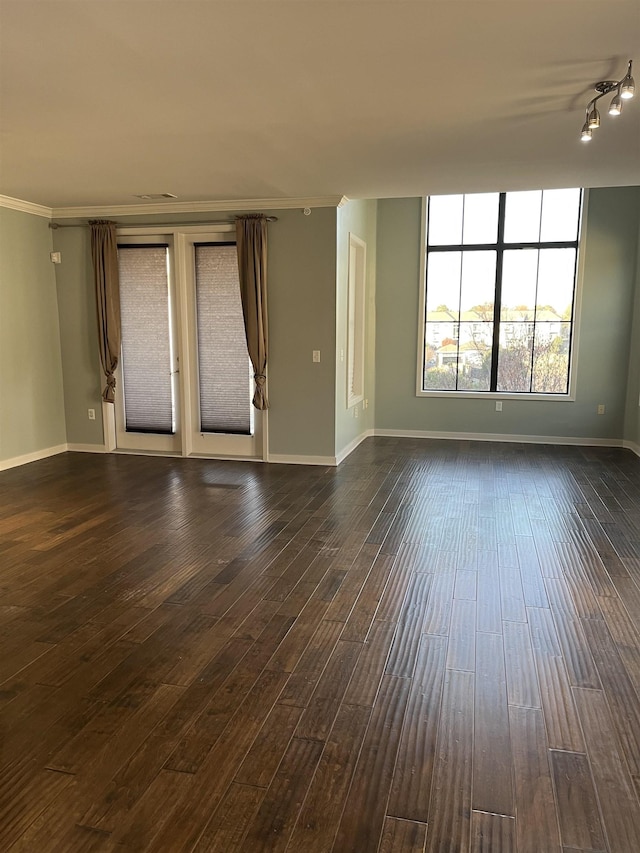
<box><xmin>580</xmin><ymin>59</ymin><xmax>634</xmax><ymax>142</ymax></box>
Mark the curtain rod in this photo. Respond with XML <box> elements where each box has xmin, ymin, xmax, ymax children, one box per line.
<box><xmin>49</xmin><ymin>216</ymin><xmax>278</xmax><ymax>229</ymax></box>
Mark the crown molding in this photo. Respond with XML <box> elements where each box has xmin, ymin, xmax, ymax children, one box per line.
<box><xmin>0</xmin><ymin>193</ymin><xmax>350</xmax><ymax>220</ymax></box>
<box><xmin>51</xmin><ymin>195</ymin><xmax>347</xmax><ymax>219</ymax></box>
<box><xmin>0</xmin><ymin>194</ymin><xmax>52</xmax><ymax>218</ymax></box>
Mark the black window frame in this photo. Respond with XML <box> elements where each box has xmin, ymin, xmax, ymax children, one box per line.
<box><xmin>421</xmin><ymin>189</ymin><xmax>583</xmax><ymax>396</ymax></box>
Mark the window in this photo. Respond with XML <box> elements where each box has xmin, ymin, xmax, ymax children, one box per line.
<box><xmin>194</xmin><ymin>242</ymin><xmax>252</xmax><ymax>435</ymax></box>
<box><xmin>420</xmin><ymin>188</ymin><xmax>582</xmax><ymax>395</ymax></box>
<box><xmin>347</xmin><ymin>233</ymin><xmax>366</xmax><ymax>407</ymax></box>
<box><xmin>118</xmin><ymin>244</ymin><xmax>176</xmax><ymax>433</ymax></box>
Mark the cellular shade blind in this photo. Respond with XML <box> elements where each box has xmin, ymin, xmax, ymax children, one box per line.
<box><xmin>195</xmin><ymin>244</ymin><xmax>252</xmax><ymax>434</ymax></box>
<box><xmin>118</xmin><ymin>245</ymin><xmax>174</xmax><ymax>434</ymax></box>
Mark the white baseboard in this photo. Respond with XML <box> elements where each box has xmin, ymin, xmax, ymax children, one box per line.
<box><xmin>0</xmin><ymin>443</ymin><xmax>67</xmax><ymax>472</ymax></box>
<box><xmin>623</xmin><ymin>440</ymin><xmax>640</xmax><ymax>458</ymax></box>
<box><xmin>2</xmin><ymin>433</ymin><xmax>636</xmax><ymax>475</ymax></box>
<box><xmin>268</xmin><ymin>453</ymin><xmax>337</xmax><ymax>467</ymax></box>
<box><xmin>335</xmin><ymin>429</ymin><xmax>375</xmax><ymax>465</ymax></box>
<box><xmin>373</xmin><ymin>428</ymin><xmax>625</xmax><ymax>448</ymax></box>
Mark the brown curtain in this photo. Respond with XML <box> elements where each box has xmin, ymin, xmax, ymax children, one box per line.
<box><xmin>236</xmin><ymin>215</ymin><xmax>269</xmax><ymax>410</ymax></box>
<box><xmin>89</xmin><ymin>220</ymin><xmax>121</xmax><ymax>403</ymax></box>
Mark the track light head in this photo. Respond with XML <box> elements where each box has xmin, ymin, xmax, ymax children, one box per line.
<box><xmin>620</xmin><ymin>75</ymin><xmax>635</xmax><ymax>99</ymax></box>
<box><xmin>587</xmin><ymin>106</ymin><xmax>600</xmax><ymax>128</ymax></box>
<box><xmin>609</xmin><ymin>93</ymin><xmax>623</xmax><ymax>115</ymax></box>
<box><xmin>580</xmin><ymin>122</ymin><xmax>593</xmax><ymax>142</ymax></box>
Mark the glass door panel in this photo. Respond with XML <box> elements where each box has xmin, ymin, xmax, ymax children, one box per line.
<box><xmin>180</xmin><ymin>232</ymin><xmax>261</xmax><ymax>459</ymax></box>
<box><xmin>115</xmin><ymin>237</ymin><xmax>180</xmax><ymax>452</ymax></box>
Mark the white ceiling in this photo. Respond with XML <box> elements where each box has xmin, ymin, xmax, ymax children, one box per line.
<box><xmin>1</xmin><ymin>0</ymin><xmax>639</xmax><ymax>209</ymax></box>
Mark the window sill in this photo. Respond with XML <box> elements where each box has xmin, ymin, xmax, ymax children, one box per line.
<box><xmin>416</xmin><ymin>390</ymin><xmax>575</xmax><ymax>402</ymax></box>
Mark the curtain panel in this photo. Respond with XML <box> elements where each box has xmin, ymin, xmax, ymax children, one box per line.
<box><xmin>89</xmin><ymin>220</ymin><xmax>121</xmax><ymax>403</ymax></box>
<box><xmin>236</xmin><ymin>215</ymin><xmax>269</xmax><ymax>410</ymax></box>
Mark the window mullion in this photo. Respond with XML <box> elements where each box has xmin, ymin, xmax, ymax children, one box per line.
<box><xmin>528</xmin><ymin>241</ymin><xmax>543</xmax><ymax>392</ymax></box>
<box><xmin>489</xmin><ymin>193</ymin><xmax>507</xmax><ymax>391</ymax></box>
<box><xmin>456</xmin><ymin>199</ymin><xmax>465</xmax><ymax>389</ymax></box>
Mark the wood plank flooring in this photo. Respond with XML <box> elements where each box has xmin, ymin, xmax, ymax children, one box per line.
<box><xmin>1</xmin><ymin>438</ymin><xmax>640</xmax><ymax>852</ymax></box>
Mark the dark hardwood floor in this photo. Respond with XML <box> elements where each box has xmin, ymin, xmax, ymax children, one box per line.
<box><xmin>1</xmin><ymin>438</ymin><xmax>640</xmax><ymax>852</ymax></box>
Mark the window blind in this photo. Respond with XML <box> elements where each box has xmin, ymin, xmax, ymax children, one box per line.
<box><xmin>194</xmin><ymin>244</ymin><xmax>252</xmax><ymax>435</ymax></box>
<box><xmin>118</xmin><ymin>245</ymin><xmax>174</xmax><ymax>434</ymax></box>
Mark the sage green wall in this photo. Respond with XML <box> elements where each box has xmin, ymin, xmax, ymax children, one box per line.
<box><xmin>53</xmin><ymin>226</ymin><xmax>105</xmax><ymax>445</ymax></box>
<box><xmin>336</xmin><ymin>199</ymin><xmax>377</xmax><ymax>456</ymax></box>
<box><xmin>267</xmin><ymin>207</ymin><xmax>337</xmax><ymax>458</ymax></box>
<box><xmin>581</xmin><ymin>188</ymin><xmax>640</xmax><ymax>442</ymax></box>
<box><xmin>0</xmin><ymin>207</ymin><xmax>66</xmax><ymax>462</ymax></box>
<box><xmin>375</xmin><ymin>188</ymin><xmax>640</xmax><ymax>441</ymax></box>
<box><xmin>624</xmin><ymin>214</ymin><xmax>640</xmax><ymax>448</ymax></box>
<box><xmin>53</xmin><ymin>207</ymin><xmax>338</xmax><ymax>459</ymax></box>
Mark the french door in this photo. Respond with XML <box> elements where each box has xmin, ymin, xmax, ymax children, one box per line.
<box><xmin>114</xmin><ymin>227</ymin><xmax>262</xmax><ymax>460</ymax></box>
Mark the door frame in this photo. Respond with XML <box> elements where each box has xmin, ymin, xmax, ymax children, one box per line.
<box><xmin>105</xmin><ymin>224</ymin><xmax>267</xmax><ymax>462</ymax></box>
<box><xmin>114</xmin><ymin>233</ymin><xmax>181</xmax><ymax>454</ymax></box>
<box><xmin>177</xmin><ymin>229</ymin><xmax>263</xmax><ymax>460</ymax></box>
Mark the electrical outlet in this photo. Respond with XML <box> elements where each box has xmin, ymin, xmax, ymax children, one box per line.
<box><xmin>597</xmin><ymin>404</ymin><xmax>605</xmax><ymax>415</ymax></box>
<box><xmin>354</xmin><ymin>405</ymin><xmax>359</xmax><ymax>418</ymax></box>
<box><xmin>88</xmin><ymin>408</ymin><xmax>96</xmax><ymax>420</ymax></box>
<box><xmin>495</xmin><ymin>401</ymin><xmax>503</xmax><ymax>412</ymax></box>
<box><xmin>340</xmin><ymin>349</ymin><xmax>344</xmax><ymax>362</ymax></box>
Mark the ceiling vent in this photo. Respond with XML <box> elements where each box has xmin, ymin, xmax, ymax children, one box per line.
<box><xmin>133</xmin><ymin>193</ymin><xmax>178</xmax><ymax>200</ymax></box>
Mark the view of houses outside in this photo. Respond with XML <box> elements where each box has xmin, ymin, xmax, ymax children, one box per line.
<box><xmin>424</xmin><ymin>303</ymin><xmax>572</xmax><ymax>393</ymax></box>
<box><xmin>422</xmin><ymin>190</ymin><xmax>580</xmax><ymax>394</ymax></box>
